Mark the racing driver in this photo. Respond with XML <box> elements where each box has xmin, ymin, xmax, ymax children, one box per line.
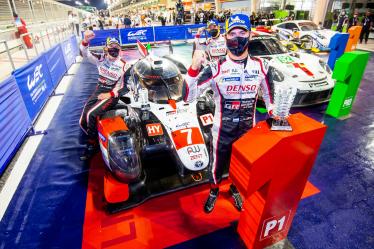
<box><xmin>183</xmin><ymin>14</ymin><xmax>274</xmax><ymax>213</ymax></box>
<box><xmin>193</xmin><ymin>19</ymin><xmax>226</xmax><ymax>61</ymax></box>
<box><xmin>79</xmin><ymin>30</ymin><xmax>130</xmax><ymax>154</ymax></box>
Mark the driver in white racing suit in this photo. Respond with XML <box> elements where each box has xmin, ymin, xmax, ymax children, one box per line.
<box><xmin>183</xmin><ymin>14</ymin><xmax>275</xmax><ymax>213</ymax></box>
<box><xmin>193</xmin><ymin>19</ymin><xmax>227</xmax><ymax>61</ymax></box>
<box><xmin>79</xmin><ymin>30</ymin><xmax>130</xmax><ymax>153</ymax></box>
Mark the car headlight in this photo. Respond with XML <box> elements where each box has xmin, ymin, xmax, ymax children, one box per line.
<box><xmin>319</xmin><ymin>60</ymin><xmax>332</xmax><ymax>74</ymax></box>
<box><xmin>108</xmin><ymin>131</ymin><xmax>141</xmax><ymax>183</ymax></box>
<box><xmin>268</xmin><ymin>66</ymin><xmax>285</xmax><ymax>82</ymax></box>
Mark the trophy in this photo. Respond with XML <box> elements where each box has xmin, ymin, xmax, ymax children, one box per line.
<box><xmin>271</xmin><ymin>84</ymin><xmax>297</xmax><ymax>131</ymax></box>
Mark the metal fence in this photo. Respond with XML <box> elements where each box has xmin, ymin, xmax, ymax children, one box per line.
<box><xmin>0</xmin><ymin>21</ymin><xmax>74</xmax><ymax>81</ymax></box>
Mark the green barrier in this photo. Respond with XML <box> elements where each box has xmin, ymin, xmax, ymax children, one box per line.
<box><xmin>326</xmin><ymin>51</ymin><xmax>370</xmax><ymax>118</ymax></box>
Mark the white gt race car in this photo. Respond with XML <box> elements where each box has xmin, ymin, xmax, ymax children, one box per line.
<box><xmin>249</xmin><ymin>35</ymin><xmax>335</xmax><ymax>106</ymax></box>
<box><xmin>271</xmin><ymin>20</ymin><xmax>338</xmax><ymax>51</ymax></box>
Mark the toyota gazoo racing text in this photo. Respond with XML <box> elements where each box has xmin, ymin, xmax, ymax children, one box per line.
<box><xmin>96</xmin><ymin>53</ymin><xmax>215</xmax><ymax>213</ymax></box>
<box><xmin>249</xmin><ymin>35</ymin><xmax>335</xmax><ymax>106</ymax></box>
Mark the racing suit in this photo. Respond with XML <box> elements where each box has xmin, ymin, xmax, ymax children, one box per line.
<box><xmin>183</xmin><ymin>55</ymin><xmax>273</xmax><ymax>185</ymax></box>
<box><xmin>79</xmin><ymin>41</ymin><xmax>130</xmax><ymax>140</ymax></box>
<box><xmin>194</xmin><ymin>34</ymin><xmax>227</xmax><ymax>62</ymax></box>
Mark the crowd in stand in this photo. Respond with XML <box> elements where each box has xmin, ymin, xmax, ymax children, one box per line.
<box><xmin>73</xmin><ymin>7</ymin><xmax>235</xmax><ymax>31</ymax></box>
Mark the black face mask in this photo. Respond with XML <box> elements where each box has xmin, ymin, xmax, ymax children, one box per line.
<box><xmin>226</xmin><ymin>36</ymin><xmax>249</xmax><ymax>56</ymax></box>
<box><xmin>108</xmin><ymin>47</ymin><xmax>120</xmax><ymax>58</ymax></box>
<box><xmin>209</xmin><ymin>29</ymin><xmax>219</xmax><ymax>38</ymax></box>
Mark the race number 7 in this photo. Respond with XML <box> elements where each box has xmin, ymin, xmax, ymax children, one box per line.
<box><xmin>180</xmin><ymin>128</ymin><xmax>192</xmax><ymax>145</ymax></box>
<box><xmin>172</xmin><ymin>127</ymin><xmax>204</xmax><ymax>150</ymax></box>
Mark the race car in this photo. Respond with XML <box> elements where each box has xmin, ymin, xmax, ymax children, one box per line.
<box><xmin>249</xmin><ymin>35</ymin><xmax>335</xmax><ymax>106</ymax></box>
<box><xmin>97</xmin><ymin>52</ymin><xmax>216</xmax><ymax>213</ymax></box>
<box><xmin>272</xmin><ymin>20</ymin><xmax>338</xmax><ymax>51</ymax></box>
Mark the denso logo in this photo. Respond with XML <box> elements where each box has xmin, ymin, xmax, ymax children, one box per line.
<box><xmin>27</xmin><ymin>64</ymin><xmax>43</xmax><ymax>90</ymax></box>
<box><xmin>128</xmin><ymin>30</ymin><xmax>147</xmax><ymax>36</ymax></box>
<box><xmin>227</xmin><ymin>85</ymin><xmax>257</xmax><ymax>92</ymax></box>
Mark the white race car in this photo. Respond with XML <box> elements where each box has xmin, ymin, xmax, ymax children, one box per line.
<box><xmin>271</xmin><ymin>20</ymin><xmax>338</xmax><ymax>51</ymax></box>
<box><xmin>249</xmin><ymin>35</ymin><xmax>335</xmax><ymax>106</ymax></box>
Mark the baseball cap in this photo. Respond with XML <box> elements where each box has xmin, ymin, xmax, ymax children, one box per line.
<box><xmin>106</xmin><ymin>37</ymin><xmax>120</xmax><ymax>47</ymax></box>
<box><xmin>226</xmin><ymin>14</ymin><xmax>251</xmax><ymax>32</ymax></box>
<box><xmin>207</xmin><ymin>19</ymin><xmax>219</xmax><ymax>28</ymax></box>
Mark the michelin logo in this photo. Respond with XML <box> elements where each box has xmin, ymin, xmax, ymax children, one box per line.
<box><xmin>128</xmin><ymin>30</ymin><xmax>147</xmax><ymax>41</ymax></box>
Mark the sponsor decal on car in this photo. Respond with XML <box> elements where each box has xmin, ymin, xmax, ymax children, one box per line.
<box><xmin>166</xmin><ymin>109</ymin><xmax>188</xmax><ymax>116</ymax></box>
<box><xmin>194</xmin><ymin>160</ymin><xmax>204</xmax><ymax>168</ymax></box>
<box><xmin>146</xmin><ymin>123</ymin><xmax>163</xmax><ymax>136</ymax></box>
<box><xmin>172</xmin><ymin>127</ymin><xmax>204</xmax><ymax>150</ymax></box>
<box><xmin>276</xmin><ymin>55</ymin><xmax>295</xmax><ymax>64</ymax></box>
<box><xmin>199</xmin><ymin>113</ymin><xmax>214</xmax><ymax>126</ymax></box>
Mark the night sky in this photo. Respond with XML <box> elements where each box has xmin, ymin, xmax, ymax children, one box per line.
<box><xmin>59</xmin><ymin>0</ymin><xmax>107</xmax><ymax>10</ymax></box>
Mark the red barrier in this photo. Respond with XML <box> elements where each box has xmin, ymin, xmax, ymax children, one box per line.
<box><xmin>230</xmin><ymin>113</ymin><xmax>327</xmax><ymax>248</ymax></box>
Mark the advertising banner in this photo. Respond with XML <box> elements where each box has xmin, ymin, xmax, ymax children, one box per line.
<box><xmin>44</xmin><ymin>44</ymin><xmax>67</xmax><ymax>88</ymax></box>
<box><xmin>0</xmin><ymin>76</ymin><xmax>32</xmax><ymax>174</ymax></box>
<box><xmin>13</xmin><ymin>55</ymin><xmax>53</xmax><ymax>121</ymax></box>
<box><xmin>154</xmin><ymin>25</ymin><xmax>187</xmax><ymax>41</ymax></box>
<box><xmin>70</xmin><ymin>35</ymin><xmax>79</xmax><ymax>57</ymax></box>
<box><xmin>61</xmin><ymin>37</ymin><xmax>77</xmax><ymax>69</ymax></box>
<box><xmin>120</xmin><ymin>27</ymin><xmax>154</xmax><ymax>44</ymax></box>
<box><xmin>87</xmin><ymin>29</ymin><xmax>120</xmax><ymax>47</ymax></box>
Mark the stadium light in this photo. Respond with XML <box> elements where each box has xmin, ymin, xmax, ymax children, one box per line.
<box><xmin>75</xmin><ymin>1</ymin><xmax>82</xmax><ymax>5</ymax></box>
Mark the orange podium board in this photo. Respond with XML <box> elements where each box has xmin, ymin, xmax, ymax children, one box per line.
<box><xmin>345</xmin><ymin>26</ymin><xmax>362</xmax><ymax>52</ymax></box>
<box><xmin>229</xmin><ymin>113</ymin><xmax>327</xmax><ymax>249</ymax></box>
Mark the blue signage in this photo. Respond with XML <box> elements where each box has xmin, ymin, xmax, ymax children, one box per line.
<box><xmin>44</xmin><ymin>44</ymin><xmax>67</xmax><ymax>88</ymax></box>
<box><xmin>0</xmin><ymin>76</ymin><xmax>31</xmax><ymax>174</ymax></box>
<box><xmin>61</xmin><ymin>37</ymin><xmax>77</xmax><ymax>69</ymax></box>
<box><xmin>87</xmin><ymin>29</ymin><xmax>119</xmax><ymax>47</ymax></box>
<box><xmin>13</xmin><ymin>55</ymin><xmax>53</xmax><ymax>121</ymax></box>
<box><xmin>120</xmin><ymin>27</ymin><xmax>154</xmax><ymax>44</ymax></box>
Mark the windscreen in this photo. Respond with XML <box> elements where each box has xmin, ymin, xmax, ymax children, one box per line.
<box><xmin>249</xmin><ymin>38</ymin><xmax>288</xmax><ymax>56</ymax></box>
<box><xmin>299</xmin><ymin>22</ymin><xmax>320</xmax><ymax>31</ymax></box>
<box><xmin>139</xmin><ymin>75</ymin><xmax>183</xmax><ymax>103</ymax></box>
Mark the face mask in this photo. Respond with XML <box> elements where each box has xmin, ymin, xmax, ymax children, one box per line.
<box><xmin>209</xmin><ymin>29</ymin><xmax>219</xmax><ymax>38</ymax></box>
<box><xmin>108</xmin><ymin>47</ymin><xmax>120</xmax><ymax>58</ymax></box>
<box><xmin>226</xmin><ymin>36</ymin><xmax>249</xmax><ymax>56</ymax></box>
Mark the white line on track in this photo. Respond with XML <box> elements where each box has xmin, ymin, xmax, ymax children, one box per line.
<box><xmin>0</xmin><ymin>60</ymin><xmax>80</xmax><ymax>221</ymax></box>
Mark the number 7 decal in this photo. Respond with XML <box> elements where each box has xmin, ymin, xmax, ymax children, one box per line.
<box><xmin>180</xmin><ymin>128</ymin><xmax>192</xmax><ymax>145</ymax></box>
<box><xmin>172</xmin><ymin>127</ymin><xmax>204</xmax><ymax>150</ymax></box>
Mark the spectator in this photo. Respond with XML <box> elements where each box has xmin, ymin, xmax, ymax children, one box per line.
<box><xmin>360</xmin><ymin>10</ymin><xmax>373</xmax><ymax>44</ymax></box>
<box><xmin>124</xmin><ymin>15</ymin><xmax>131</xmax><ymax>28</ymax></box>
<box><xmin>13</xmin><ymin>13</ymin><xmax>33</xmax><ymax>49</ymax></box>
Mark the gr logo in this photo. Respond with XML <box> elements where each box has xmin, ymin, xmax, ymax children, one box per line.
<box><xmin>260</xmin><ymin>210</ymin><xmax>291</xmax><ymax>240</ymax></box>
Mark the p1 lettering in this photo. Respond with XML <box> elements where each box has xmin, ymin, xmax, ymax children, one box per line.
<box><xmin>260</xmin><ymin>211</ymin><xmax>290</xmax><ymax>240</ymax></box>
<box><xmin>200</xmin><ymin>113</ymin><xmax>214</xmax><ymax>126</ymax></box>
